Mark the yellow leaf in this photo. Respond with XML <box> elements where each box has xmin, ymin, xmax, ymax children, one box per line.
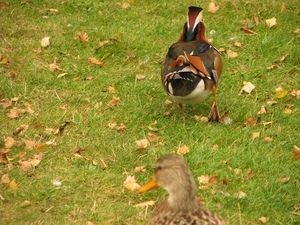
<box><xmin>177</xmin><ymin>145</ymin><xmax>189</xmax><ymax>155</ymax></box>
<box><xmin>274</xmin><ymin>90</ymin><xmax>288</xmax><ymax>99</ymax></box>
<box><xmin>9</xmin><ymin>179</ymin><xmax>18</xmax><ymax>191</ymax></box>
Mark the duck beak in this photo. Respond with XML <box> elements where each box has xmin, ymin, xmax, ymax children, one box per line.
<box><xmin>139</xmin><ymin>176</ymin><xmax>159</xmax><ymax>193</ymax></box>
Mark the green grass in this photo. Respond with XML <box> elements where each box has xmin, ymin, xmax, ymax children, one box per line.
<box><xmin>1</xmin><ymin>0</ymin><xmax>300</xmax><ymax>224</ymax></box>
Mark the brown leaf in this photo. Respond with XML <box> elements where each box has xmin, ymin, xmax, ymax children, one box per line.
<box><xmin>239</xmin><ymin>81</ymin><xmax>255</xmax><ymax>94</ymax></box>
<box><xmin>0</xmin><ymin>98</ymin><xmax>12</xmax><ymax>108</ymax></box>
<box><xmin>134</xmin><ymin>165</ymin><xmax>146</xmax><ymax>173</ymax></box>
<box><xmin>33</xmin><ymin>47</ymin><xmax>42</xmax><ymax>54</ymax></box>
<box><xmin>240</xmin><ymin>27</ymin><xmax>257</xmax><ymax>35</ymax></box>
<box><xmin>293</xmin><ymin>145</ymin><xmax>300</xmax><ymax>160</ymax></box>
<box><xmin>19</xmin><ymin>160</ymin><xmax>32</xmax><ymax>172</ymax></box>
<box><xmin>266</xmin><ymin>17</ymin><xmax>277</xmax><ymax>28</ymax></box>
<box><xmin>99</xmin><ymin>157</ymin><xmax>107</xmax><ymax>169</ymax></box>
<box><xmin>0</xmin><ymin>2</ymin><xmax>9</xmax><ymax>8</ymax></box>
<box><xmin>280</xmin><ymin>177</ymin><xmax>290</xmax><ymax>183</ymax></box>
<box><xmin>267</xmin><ymin>65</ymin><xmax>278</xmax><ymax>70</ymax></box>
<box><xmin>49</xmin><ymin>63</ymin><xmax>64</xmax><ymax>72</ymax></box>
<box><xmin>258</xmin><ymin>217</ymin><xmax>268</xmax><ymax>223</ymax></box>
<box><xmin>20</xmin><ymin>200</ymin><xmax>31</xmax><ymax>208</ymax></box>
<box><xmin>123</xmin><ymin>175</ymin><xmax>140</xmax><ymax>191</ymax></box>
<box><xmin>88</xmin><ymin>57</ymin><xmax>105</xmax><ymax>67</ymax></box>
<box><xmin>54</xmin><ymin>121</ymin><xmax>70</xmax><ymax>135</ymax></box>
<box><xmin>257</xmin><ymin>105</ymin><xmax>267</xmax><ymax>115</ymax></box>
<box><xmin>136</xmin><ymin>74</ymin><xmax>146</xmax><ymax>80</ymax></box>
<box><xmin>5</xmin><ymin>137</ymin><xmax>22</xmax><ymax>148</ymax></box>
<box><xmin>98</xmin><ymin>40</ymin><xmax>109</xmax><ymax>47</ymax></box>
<box><xmin>234</xmin><ymin>42</ymin><xmax>242</xmax><ymax>47</ymax></box>
<box><xmin>147</xmin><ymin>132</ymin><xmax>161</xmax><ymax>142</ymax></box>
<box><xmin>290</xmin><ymin>90</ymin><xmax>300</xmax><ymax>99</ymax></box>
<box><xmin>1</xmin><ymin>174</ymin><xmax>10</xmax><ymax>185</ymax></box>
<box><xmin>263</xmin><ymin>136</ymin><xmax>273</xmax><ymax>142</ymax></box>
<box><xmin>164</xmin><ymin>99</ymin><xmax>173</xmax><ymax>106</ymax></box>
<box><xmin>227</xmin><ymin>51</ymin><xmax>239</xmax><ymax>58</ymax></box>
<box><xmin>208</xmin><ymin>2</ymin><xmax>219</xmax><ymax>13</ymax></box>
<box><xmin>246</xmin><ymin>170</ymin><xmax>256</xmax><ymax>179</ymax></box>
<box><xmin>49</xmin><ymin>8</ymin><xmax>59</xmax><ymax>13</ymax></box>
<box><xmin>246</xmin><ymin>117</ymin><xmax>256</xmax><ymax>127</ymax></box>
<box><xmin>233</xmin><ymin>191</ymin><xmax>247</xmax><ymax>199</ymax></box>
<box><xmin>23</xmin><ymin>139</ymin><xmax>36</xmax><ymax>150</ymax></box>
<box><xmin>0</xmin><ymin>148</ymin><xmax>10</xmax><ymax>163</ymax></box>
<box><xmin>41</xmin><ymin>37</ymin><xmax>50</xmax><ymax>47</ymax></box>
<box><xmin>254</xmin><ymin>16</ymin><xmax>259</xmax><ymax>26</ymax></box>
<box><xmin>108</xmin><ymin>96</ymin><xmax>120</xmax><ymax>107</ymax></box>
<box><xmin>122</xmin><ymin>2</ymin><xmax>130</xmax><ymax>8</ymax></box>
<box><xmin>177</xmin><ymin>145</ymin><xmax>189</xmax><ymax>155</ymax></box>
<box><xmin>6</xmin><ymin>107</ymin><xmax>18</xmax><ymax>118</ymax></box>
<box><xmin>117</xmin><ymin>123</ymin><xmax>126</xmax><ymax>131</ymax></box>
<box><xmin>78</xmin><ymin>32</ymin><xmax>89</xmax><ymax>42</ymax></box>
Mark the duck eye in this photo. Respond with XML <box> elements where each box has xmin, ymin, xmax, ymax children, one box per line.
<box><xmin>155</xmin><ymin>166</ymin><xmax>163</xmax><ymax>171</ymax></box>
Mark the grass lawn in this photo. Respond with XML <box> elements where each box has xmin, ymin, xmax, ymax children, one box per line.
<box><xmin>1</xmin><ymin>0</ymin><xmax>300</xmax><ymax>224</ymax></box>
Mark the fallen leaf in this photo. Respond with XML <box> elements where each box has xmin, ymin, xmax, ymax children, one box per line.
<box><xmin>240</xmin><ymin>27</ymin><xmax>257</xmax><ymax>35</ymax></box>
<box><xmin>280</xmin><ymin>177</ymin><xmax>290</xmax><ymax>183</ymax></box>
<box><xmin>41</xmin><ymin>37</ymin><xmax>50</xmax><ymax>47</ymax></box>
<box><xmin>266</xmin><ymin>100</ymin><xmax>277</xmax><ymax>106</ymax></box>
<box><xmin>0</xmin><ymin>148</ymin><xmax>10</xmax><ymax>163</ymax></box>
<box><xmin>198</xmin><ymin>175</ymin><xmax>218</xmax><ymax>189</ymax></box>
<box><xmin>9</xmin><ymin>179</ymin><xmax>18</xmax><ymax>191</ymax></box>
<box><xmin>134</xmin><ymin>165</ymin><xmax>146</xmax><ymax>173</ymax></box>
<box><xmin>57</xmin><ymin>73</ymin><xmax>68</xmax><ymax>78</ymax></box>
<box><xmin>20</xmin><ymin>200</ymin><xmax>31</xmax><ymax>208</ymax></box>
<box><xmin>239</xmin><ymin>81</ymin><xmax>255</xmax><ymax>94</ymax></box>
<box><xmin>147</xmin><ymin>132</ymin><xmax>161</xmax><ymax>142</ymax></box>
<box><xmin>86</xmin><ymin>221</ymin><xmax>96</xmax><ymax>225</ymax></box>
<box><xmin>19</xmin><ymin>160</ymin><xmax>32</xmax><ymax>172</ymax></box>
<box><xmin>212</xmin><ymin>144</ymin><xmax>219</xmax><ymax>150</ymax></box>
<box><xmin>1</xmin><ymin>174</ymin><xmax>10</xmax><ymax>184</ymax></box>
<box><xmin>134</xmin><ymin>200</ymin><xmax>156</xmax><ymax>207</ymax></box>
<box><xmin>267</xmin><ymin>65</ymin><xmax>278</xmax><ymax>70</ymax></box>
<box><xmin>0</xmin><ymin>2</ymin><xmax>9</xmax><ymax>8</ymax></box>
<box><xmin>257</xmin><ymin>105</ymin><xmax>267</xmax><ymax>115</ymax></box>
<box><xmin>246</xmin><ymin>117</ymin><xmax>256</xmax><ymax>127</ymax></box>
<box><xmin>0</xmin><ymin>98</ymin><xmax>12</xmax><ymax>108</ymax></box>
<box><xmin>5</xmin><ymin>137</ymin><xmax>22</xmax><ymax>148</ymax></box>
<box><xmin>254</xmin><ymin>16</ymin><xmax>259</xmax><ymax>26</ymax></box>
<box><xmin>290</xmin><ymin>90</ymin><xmax>300</xmax><ymax>99</ymax></box>
<box><xmin>258</xmin><ymin>217</ymin><xmax>268</xmax><ymax>223</ymax></box>
<box><xmin>234</xmin><ymin>42</ymin><xmax>242</xmax><ymax>47</ymax></box>
<box><xmin>108</xmin><ymin>96</ymin><xmax>120</xmax><ymax>107</ymax></box>
<box><xmin>177</xmin><ymin>145</ymin><xmax>189</xmax><ymax>155</ymax></box>
<box><xmin>122</xmin><ymin>2</ymin><xmax>130</xmax><ymax>8</ymax></box>
<box><xmin>263</xmin><ymin>137</ymin><xmax>273</xmax><ymax>142</ymax></box>
<box><xmin>98</xmin><ymin>40</ymin><xmax>109</xmax><ymax>47</ymax></box>
<box><xmin>123</xmin><ymin>175</ymin><xmax>140</xmax><ymax>191</ymax></box>
<box><xmin>252</xmin><ymin>132</ymin><xmax>260</xmax><ymax>140</ymax></box>
<box><xmin>49</xmin><ymin>63</ymin><xmax>64</xmax><ymax>72</ymax></box>
<box><xmin>108</xmin><ymin>86</ymin><xmax>117</xmax><ymax>94</ymax></box>
<box><xmin>78</xmin><ymin>32</ymin><xmax>89</xmax><ymax>42</ymax></box>
<box><xmin>23</xmin><ymin>139</ymin><xmax>36</xmax><ymax>150</ymax></box>
<box><xmin>266</xmin><ymin>17</ymin><xmax>277</xmax><ymax>28</ymax></box>
<box><xmin>107</xmin><ymin>121</ymin><xmax>117</xmax><ymax>129</ymax></box>
<box><xmin>49</xmin><ymin>8</ymin><xmax>59</xmax><ymax>13</ymax></box>
<box><xmin>6</xmin><ymin>107</ymin><xmax>18</xmax><ymax>118</ymax></box>
<box><xmin>293</xmin><ymin>145</ymin><xmax>300</xmax><ymax>160</ymax></box>
<box><xmin>227</xmin><ymin>51</ymin><xmax>239</xmax><ymax>58</ymax></box>
<box><xmin>280</xmin><ymin>53</ymin><xmax>289</xmax><ymax>63</ymax></box>
<box><xmin>262</xmin><ymin>121</ymin><xmax>272</xmax><ymax>126</ymax></box>
<box><xmin>135</xmin><ymin>138</ymin><xmax>150</xmax><ymax>148</ymax></box>
<box><xmin>208</xmin><ymin>2</ymin><xmax>219</xmax><ymax>13</ymax></box>
<box><xmin>274</xmin><ymin>90</ymin><xmax>288</xmax><ymax>99</ymax></box>
<box><xmin>136</xmin><ymin>74</ymin><xmax>145</xmax><ymax>80</ymax></box>
<box><xmin>164</xmin><ymin>99</ymin><xmax>173</xmax><ymax>106</ymax></box>
<box><xmin>193</xmin><ymin>115</ymin><xmax>208</xmax><ymax>123</ymax></box>
<box><xmin>246</xmin><ymin>170</ymin><xmax>256</xmax><ymax>179</ymax></box>
<box><xmin>54</xmin><ymin>121</ymin><xmax>70</xmax><ymax>135</ymax></box>
<box><xmin>117</xmin><ymin>123</ymin><xmax>126</xmax><ymax>131</ymax></box>
<box><xmin>99</xmin><ymin>157</ymin><xmax>107</xmax><ymax>169</ymax></box>
<box><xmin>233</xmin><ymin>191</ymin><xmax>247</xmax><ymax>199</ymax></box>
<box><xmin>33</xmin><ymin>47</ymin><xmax>42</xmax><ymax>54</ymax></box>
<box><xmin>88</xmin><ymin>57</ymin><xmax>105</xmax><ymax>67</ymax></box>
<box><xmin>283</xmin><ymin>108</ymin><xmax>293</xmax><ymax>114</ymax></box>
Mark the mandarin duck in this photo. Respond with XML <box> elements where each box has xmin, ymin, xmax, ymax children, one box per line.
<box><xmin>161</xmin><ymin>6</ymin><xmax>223</xmax><ymax>122</ymax></box>
<box><xmin>139</xmin><ymin>154</ymin><xmax>227</xmax><ymax>225</ymax></box>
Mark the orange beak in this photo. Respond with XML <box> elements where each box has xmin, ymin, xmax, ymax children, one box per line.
<box><xmin>138</xmin><ymin>176</ymin><xmax>159</xmax><ymax>193</ymax></box>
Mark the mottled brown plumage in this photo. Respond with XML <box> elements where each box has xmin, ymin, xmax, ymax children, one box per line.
<box><xmin>139</xmin><ymin>154</ymin><xmax>227</xmax><ymax>225</ymax></box>
<box><xmin>161</xmin><ymin>6</ymin><xmax>223</xmax><ymax>122</ymax></box>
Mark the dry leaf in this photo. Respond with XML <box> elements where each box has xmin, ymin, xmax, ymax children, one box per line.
<box><xmin>198</xmin><ymin>175</ymin><xmax>218</xmax><ymax>189</ymax></box>
<box><xmin>41</xmin><ymin>37</ymin><xmax>50</xmax><ymax>47</ymax></box>
<box><xmin>240</xmin><ymin>27</ymin><xmax>257</xmax><ymax>35</ymax></box>
<box><xmin>117</xmin><ymin>123</ymin><xmax>126</xmax><ymax>131</ymax></box>
<box><xmin>239</xmin><ymin>81</ymin><xmax>255</xmax><ymax>94</ymax></box>
<box><xmin>257</xmin><ymin>105</ymin><xmax>267</xmax><ymax>115</ymax></box>
<box><xmin>262</xmin><ymin>121</ymin><xmax>272</xmax><ymax>126</ymax></box>
<box><xmin>134</xmin><ymin>165</ymin><xmax>146</xmax><ymax>173</ymax></box>
<box><xmin>54</xmin><ymin>121</ymin><xmax>70</xmax><ymax>135</ymax></box>
<box><xmin>49</xmin><ymin>8</ymin><xmax>59</xmax><ymax>13</ymax></box>
<box><xmin>246</xmin><ymin>117</ymin><xmax>256</xmax><ymax>127</ymax></box>
<box><xmin>227</xmin><ymin>51</ymin><xmax>239</xmax><ymax>58</ymax></box>
<box><xmin>20</xmin><ymin>200</ymin><xmax>31</xmax><ymax>208</ymax></box>
<box><xmin>98</xmin><ymin>40</ymin><xmax>109</xmax><ymax>47</ymax></box>
<box><xmin>293</xmin><ymin>145</ymin><xmax>300</xmax><ymax>160</ymax></box>
<box><xmin>23</xmin><ymin>139</ymin><xmax>35</xmax><ymax>150</ymax></box>
<box><xmin>246</xmin><ymin>170</ymin><xmax>256</xmax><ymax>179</ymax></box>
<box><xmin>252</xmin><ymin>132</ymin><xmax>260</xmax><ymax>140</ymax></box>
<box><xmin>33</xmin><ymin>47</ymin><xmax>42</xmax><ymax>54</ymax></box>
<box><xmin>86</xmin><ymin>221</ymin><xmax>96</xmax><ymax>225</ymax></box>
<box><xmin>267</xmin><ymin>65</ymin><xmax>278</xmax><ymax>70</ymax></box>
<box><xmin>212</xmin><ymin>144</ymin><xmax>219</xmax><ymax>150</ymax></box>
<box><xmin>254</xmin><ymin>16</ymin><xmax>259</xmax><ymax>26</ymax></box>
<box><xmin>57</xmin><ymin>73</ymin><xmax>68</xmax><ymax>78</ymax></box>
<box><xmin>0</xmin><ymin>148</ymin><xmax>10</xmax><ymax>163</ymax></box>
<box><xmin>0</xmin><ymin>98</ymin><xmax>12</xmax><ymax>108</ymax></box>
<box><xmin>107</xmin><ymin>122</ymin><xmax>117</xmax><ymax>129</ymax></box>
<box><xmin>99</xmin><ymin>157</ymin><xmax>107</xmax><ymax>169</ymax></box>
<box><xmin>135</xmin><ymin>138</ymin><xmax>150</xmax><ymax>148</ymax></box>
<box><xmin>1</xmin><ymin>174</ymin><xmax>10</xmax><ymax>184</ymax></box>
<box><xmin>266</xmin><ymin>17</ymin><xmax>277</xmax><ymax>28</ymax></box>
<box><xmin>6</xmin><ymin>107</ymin><xmax>18</xmax><ymax>118</ymax></box>
<box><xmin>123</xmin><ymin>175</ymin><xmax>140</xmax><ymax>191</ymax></box>
<box><xmin>233</xmin><ymin>191</ymin><xmax>247</xmax><ymax>199</ymax></box>
<box><xmin>258</xmin><ymin>217</ymin><xmax>268</xmax><ymax>223</ymax></box>
<box><xmin>263</xmin><ymin>136</ymin><xmax>273</xmax><ymax>142</ymax></box>
<box><xmin>5</xmin><ymin>136</ymin><xmax>22</xmax><ymax>148</ymax></box>
<box><xmin>19</xmin><ymin>160</ymin><xmax>32</xmax><ymax>172</ymax></box>
<box><xmin>134</xmin><ymin>200</ymin><xmax>156</xmax><ymax>207</ymax></box>
<box><xmin>78</xmin><ymin>32</ymin><xmax>89</xmax><ymax>42</ymax></box>
<box><xmin>164</xmin><ymin>99</ymin><xmax>173</xmax><ymax>106</ymax></box>
<box><xmin>49</xmin><ymin>63</ymin><xmax>63</xmax><ymax>72</ymax></box>
<box><xmin>108</xmin><ymin>96</ymin><xmax>120</xmax><ymax>107</ymax></box>
<box><xmin>147</xmin><ymin>132</ymin><xmax>161</xmax><ymax>142</ymax></box>
<box><xmin>193</xmin><ymin>115</ymin><xmax>208</xmax><ymax>123</ymax></box>
<box><xmin>280</xmin><ymin>177</ymin><xmax>290</xmax><ymax>183</ymax></box>
<box><xmin>177</xmin><ymin>145</ymin><xmax>189</xmax><ymax>155</ymax></box>
<box><xmin>108</xmin><ymin>86</ymin><xmax>117</xmax><ymax>94</ymax></box>
<box><xmin>290</xmin><ymin>90</ymin><xmax>300</xmax><ymax>99</ymax></box>
<box><xmin>283</xmin><ymin>108</ymin><xmax>293</xmax><ymax>114</ymax></box>
<box><xmin>136</xmin><ymin>74</ymin><xmax>145</xmax><ymax>80</ymax></box>
<box><xmin>88</xmin><ymin>57</ymin><xmax>105</xmax><ymax>67</ymax></box>
<box><xmin>234</xmin><ymin>42</ymin><xmax>242</xmax><ymax>47</ymax></box>
<box><xmin>208</xmin><ymin>2</ymin><xmax>219</xmax><ymax>13</ymax></box>
<box><xmin>9</xmin><ymin>179</ymin><xmax>18</xmax><ymax>191</ymax></box>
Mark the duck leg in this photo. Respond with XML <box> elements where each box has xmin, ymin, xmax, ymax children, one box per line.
<box><xmin>208</xmin><ymin>85</ymin><xmax>220</xmax><ymax>122</ymax></box>
<box><xmin>178</xmin><ymin>103</ymin><xmax>186</xmax><ymax>116</ymax></box>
